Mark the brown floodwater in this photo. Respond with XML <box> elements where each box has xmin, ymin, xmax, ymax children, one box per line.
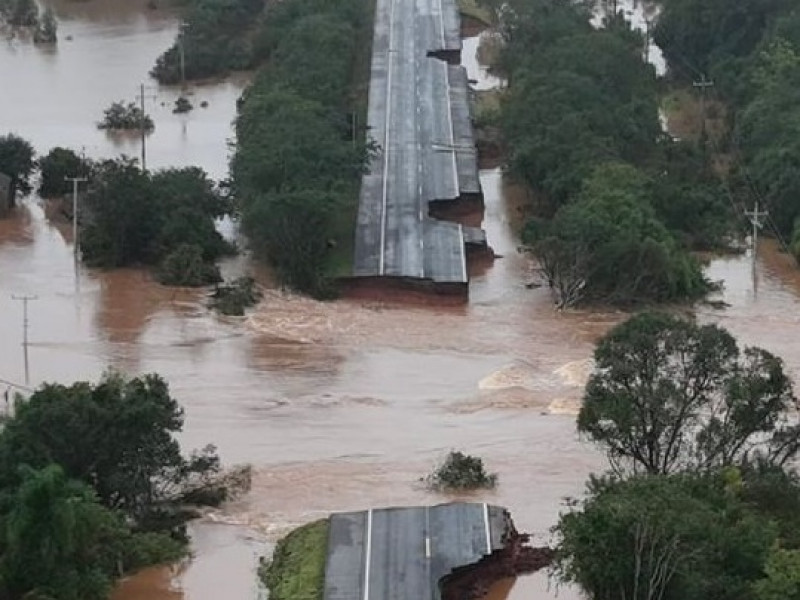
<box><xmin>1</xmin><ymin>2</ymin><xmax>799</xmax><ymax>600</ymax></box>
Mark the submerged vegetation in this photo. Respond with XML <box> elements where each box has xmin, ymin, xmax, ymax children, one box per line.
<box><xmin>81</xmin><ymin>159</ymin><xmax>233</xmax><ymax>277</ymax></box>
<box><xmin>230</xmin><ymin>0</ymin><xmax>374</xmax><ymax>297</ymax></box>
<box><xmin>486</xmin><ymin>0</ymin><xmax>723</xmax><ymax>308</ymax></box>
<box><xmin>98</xmin><ymin>101</ymin><xmax>154</xmax><ymax>131</ymax></box>
<box><xmin>427</xmin><ymin>451</ymin><xmax>498</xmax><ymax>491</ymax></box>
<box><xmin>151</xmin><ymin>0</ymin><xmax>265</xmax><ymax>84</ymax></box>
<box><xmin>0</xmin><ymin>372</ymin><xmax>248</xmax><ymax>600</ymax></box>
<box><xmin>209</xmin><ymin>276</ymin><xmax>262</xmax><ymax>316</ymax></box>
<box><xmin>654</xmin><ymin>0</ymin><xmax>800</xmax><ymax>260</ymax></box>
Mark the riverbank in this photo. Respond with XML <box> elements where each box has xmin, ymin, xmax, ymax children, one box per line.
<box><xmin>259</xmin><ymin>519</ymin><xmax>328</xmax><ymax>600</ymax></box>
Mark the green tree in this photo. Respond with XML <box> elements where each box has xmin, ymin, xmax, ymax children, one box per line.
<box><xmin>0</xmin><ymin>372</ymin><xmax>224</xmax><ymax>529</ymax></box>
<box><xmin>0</xmin><ymin>465</ymin><xmax>183</xmax><ymax>600</ymax></box>
<box><xmin>530</xmin><ymin>164</ymin><xmax>707</xmax><ymax>307</ymax></box>
<box><xmin>80</xmin><ymin>158</ymin><xmax>156</xmax><ymax>267</ymax></box>
<box><xmin>754</xmin><ymin>547</ymin><xmax>800</xmax><ymax>600</ymax></box>
<box><xmin>157</xmin><ymin>243</ymin><xmax>222</xmax><ymax>287</ymax></box>
<box><xmin>38</xmin><ymin>148</ymin><xmax>91</xmax><ymax>198</ymax></box>
<box><xmin>578</xmin><ymin>312</ymin><xmax>799</xmax><ymax>475</ymax></box>
<box><xmin>0</xmin><ymin>134</ymin><xmax>35</xmax><ymax>208</ymax></box>
<box><xmin>81</xmin><ymin>159</ymin><xmax>230</xmax><ymax>272</ymax></box>
<box><xmin>556</xmin><ymin>473</ymin><xmax>777</xmax><ymax>600</ymax></box>
<box><xmin>244</xmin><ymin>190</ymin><xmax>342</xmax><ymax>297</ymax></box>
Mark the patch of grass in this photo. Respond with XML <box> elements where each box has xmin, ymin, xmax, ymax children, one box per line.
<box><xmin>457</xmin><ymin>0</ymin><xmax>493</xmax><ymax>26</ymax></box>
<box><xmin>259</xmin><ymin>519</ymin><xmax>330</xmax><ymax>600</ymax></box>
<box><xmin>427</xmin><ymin>450</ymin><xmax>498</xmax><ymax>491</ymax></box>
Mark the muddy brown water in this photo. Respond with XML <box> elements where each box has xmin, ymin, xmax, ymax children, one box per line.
<box><xmin>1</xmin><ymin>2</ymin><xmax>798</xmax><ymax>600</ymax></box>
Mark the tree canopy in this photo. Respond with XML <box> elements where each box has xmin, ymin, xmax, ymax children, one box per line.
<box><xmin>0</xmin><ymin>372</ymin><xmax>241</xmax><ymax>600</ymax></box>
<box><xmin>578</xmin><ymin>312</ymin><xmax>799</xmax><ymax>475</ymax></box>
<box><xmin>492</xmin><ymin>0</ymin><xmax>729</xmax><ymax>306</ymax></box>
<box><xmin>0</xmin><ymin>134</ymin><xmax>35</xmax><ymax>207</ymax></box>
<box><xmin>556</xmin><ymin>472</ymin><xmax>777</xmax><ymax>600</ymax></box>
<box><xmin>528</xmin><ymin>165</ymin><xmax>708</xmax><ymax>307</ymax></box>
<box><xmin>80</xmin><ymin>158</ymin><xmax>232</xmax><ymax>283</ymax></box>
<box><xmin>230</xmin><ymin>0</ymin><xmax>372</xmax><ymax>297</ymax></box>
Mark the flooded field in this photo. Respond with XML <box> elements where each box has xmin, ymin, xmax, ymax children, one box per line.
<box><xmin>1</xmin><ymin>1</ymin><xmax>798</xmax><ymax>600</ymax></box>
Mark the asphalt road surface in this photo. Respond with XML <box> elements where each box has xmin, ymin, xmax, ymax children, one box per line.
<box><xmin>324</xmin><ymin>504</ymin><xmax>508</xmax><ymax>600</ymax></box>
<box><xmin>353</xmin><ymin>0</ymin><xmax>481</xmax><ymax>284</ymax></box>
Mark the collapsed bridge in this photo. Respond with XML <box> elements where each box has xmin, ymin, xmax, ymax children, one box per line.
<box><xmin>351</xmin><ymin>0</ymin><xmax>485</xmax><ymax>297</ymax></box>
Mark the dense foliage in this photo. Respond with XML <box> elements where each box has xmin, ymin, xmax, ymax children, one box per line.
<box><xmin>97</xmin><ymin>101</ymin><xmax>154</xmax><ymax>131</ymax></box>
<box><xmin>491</xmin><ymin>0</ymin><xmax>723</xmax><ymax>307</ymax></box>
<box><xmin>0</xmin><ymin>372</ymin><xmax>242</xmax><ymax>600</ymax></box>
<box><xmin>557</xmin><ymin>472</ymin><xmax>777</xmax><ymax>600</ymax></box>
<box><xmin>578</xmin><ymin>312</ymin><xmax>799</xmax><ymax>475</ymax></box>
<box><xmin>655</xmin><ymin>0</ymin><xmax>800</xmax><ymax>247</ymax></box>
<box><xmin>151</xmin><ymin>0</ymin><xmax>265</xmax><ymax>83</ymax></box>
<box><xmin>230</xmin><ymin>0</ymin><xmax>372</xmax><ymax>297</ymax></box>
<box><xmin>81</xmin><ymin>159</ymin><xmax>232</xmax><ymax>279</ymax></box>
<box><xmin>426</xmin><ymin>451</ymin><xmax>498</xmax><ymax>491</ymax></box>
<box><xmin>558</xmin><ymin>312</ymin><xmax>800</xmax><ymax>600</ymax></box>
<box><xmin>0</xmin><ymin>134</ymin><xmax>35</xmax><ymax>207</ymax></box>
<box><xmin>529</xmin><ymin>164</ymin><xmax>708</xmax><ymax>307</ymax></box>
<box><xmin>209</xmin><ymin>276</ymin><xmax>262</xmax><ymax>316</ymax></box>
<box><xmin>38</xmin><ymin>147</ymin><xmax>91</xmax><ymax>198</ymax></box>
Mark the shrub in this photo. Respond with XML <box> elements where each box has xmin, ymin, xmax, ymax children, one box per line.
<box><xmin>427</xmin><ymin>451</ymin><xmax>498</xmax><ymax>491</ymax></box>
<box><xmin>209</xmin><ymin>276</ymin><xmax>262</xmax><ymax>316</ymax></box>
<box><xmin>157</xmin><ymin>244</ymin><xmax>222</xmax><ymax>287</ymax></box>
<box><xmin>98</xmin><ymin>102</ymin><xmax>154</xmax><ymax>131</ymax></box>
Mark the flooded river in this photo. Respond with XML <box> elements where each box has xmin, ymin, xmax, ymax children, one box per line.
<box><xmin>0</xmin><ymin>1</ymin><xmax>798</xmax><ymax>600</ymax></box>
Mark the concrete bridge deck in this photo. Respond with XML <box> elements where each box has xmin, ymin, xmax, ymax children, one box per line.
<box><xmin>323</xmin><ymin>503</ymin><xmax>508</xmax><ymax>600</ymax></box>
<box><xmin>352</xmin><ymin>0</ymin><xmax>483</xmax><ymax>287</ymax></box>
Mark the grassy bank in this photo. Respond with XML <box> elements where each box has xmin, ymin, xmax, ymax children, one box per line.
<box><xmin>259</xmin><ymin>519</ymin><xmax>330</xmax><ymax>600</ymax></box>
<box><xmin>457</xmin><ymin>0</ymin><xmax>492</xmax><ymax>27</ymax></box>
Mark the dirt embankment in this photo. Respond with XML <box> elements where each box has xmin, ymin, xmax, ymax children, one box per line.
<box><xmin>441</xmin><ymin>516</ymin><xmax>555</xmax><ymax>600</ymax></box>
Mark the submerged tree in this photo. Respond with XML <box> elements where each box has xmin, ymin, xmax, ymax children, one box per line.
<box><xmin>578</xmin><ymin>312</ymin><xmax>800</xmax><ymax>475</ymax></box>
<box><xmin>33</xmin><ymin>6</ymin><xmax>57</xmax><ymax>44</ymax></box>
<box><xmin>0</xmin><ymin>134</ymin><xmax>35</xmax><ymax>208</ymax></box>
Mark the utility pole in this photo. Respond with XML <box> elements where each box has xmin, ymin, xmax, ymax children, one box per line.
<box><xmin>65</xmin><ymin>176</ymin><xmax>87</xmax><ymax>258</ymax></box>
<box><xmin>11</xmin><ymin>294</ymin><xmax>37</xmax><ymax>386</ymax></box>
<box><xmin>692</xmin><ymin>74</ymin><xmax>714</xmax><ymax>139</ymax></box>
<box><xmin>745</xmin><ymin>201</ymin><xmax>768</xmax><ymax>259</ymax></box>
<box><xmin>136</xmin><ymin>84</ymin><xmax>156</xmax><ymax>171</ymax></box>
<box><xmin>745</xmin><ymin>201</ymin><xmax>769</xmax><ymax>293</ymax></box>
<box><xmin>643</xmin><ymin>18</ymin><xmax>652</xmax><ymax>64</ymax></box>
<box><xmin>179</xmin><ymin>33</ymin><xmax>186</xmax><ymax>89</ymax></box>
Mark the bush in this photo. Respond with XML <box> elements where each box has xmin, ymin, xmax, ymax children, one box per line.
<box><xmin>208</xmin><ymin>276</ymin><xmax>262</xmax><ymax>316</ymax></box>
<box><xmin>157</xmin><ymin>244</ymin><xmax>222</xmax><ymax>287</ymax></box>
<box><xmin>98</xmin><ymin>102</ymin><xmax>154</xmax><ymax>131</ymax></box>
<box><xmin>38</xmin><ymin>147</ymin><xmax>91</xmax><ymax>198</ymax></box>
<box><xmin>427</xmin><ymin>451</ymin><xmax>498</xmax><ymax>491</ymax></box>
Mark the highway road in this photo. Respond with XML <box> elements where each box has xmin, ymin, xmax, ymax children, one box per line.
<box><xmin>323</xmin><ymin>503</ymin><xmax>508</xmax><ymax>600</ymax></box>
<box><xmin>352</xmin><ymin>0</ymin><xmax>482</xmax><ymax>285</ymax></box>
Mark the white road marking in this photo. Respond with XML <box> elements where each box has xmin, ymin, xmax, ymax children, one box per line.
<box><xmin>425</xmin><ymin>536</ymin><xmax>431</xmax><ymax>558</ymax></box>
<box><xmin>442</xmin><ymin>61</ymin><xmax>459</xmax><ymax>197</ymax></box>
<box><xmin>482</xmin><ymin>503</ymin><xmax>491</xmax><ymax>553</ymax></box>
<box><xmin>438</xmin><ymin>0</ymin><xmax>446</xmax><ymax>49</ymax></box>
<box><xmin>363</xmin><ymin>509</ymin><xmax>373</xmax><ymax>600</ymax></box>
<box><xmin>459</xmin><ymin>224</ymin><xmax>467</xmax><ymax>283</ymax></box>
<box><xmin>379</xmin><ymin>0</ymin><xmax>397</xmax><ymax>276</ymax></box>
